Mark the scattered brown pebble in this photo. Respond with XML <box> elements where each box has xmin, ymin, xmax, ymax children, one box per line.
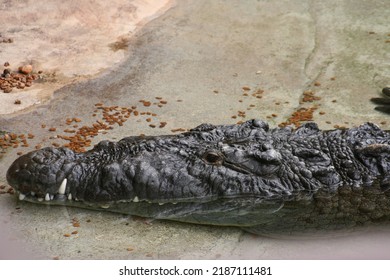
<box><xmin>7</xmin><ymin>188</ymin><xmax>15</xmax><ymax>195</ymax></box>
<box><xmin>63</xmin><ymin>234</ymin><xmax>71</xmax><ymax>237</ymax></box>
<box><xmin>146</xmin><ymin>118</ymin><xmax>152</xmax><ymax>122</ymax></box>
<box><xmin>380</xmin><ymin>121</ymin><xmax>387</xmax><ymax>125</ymax></box>
<box><xmin>17</xmin><ymin>152</ymin><xmax>23</xmax><ymax>156</ymax></box>
<box><xmin>213</xmin><ymin>90</ymin><xmax>219</xmax><ymax>93</ymax></box>
<box><xmin>4</xmin><ymin>62</ymin><xmax>10</xmax><ymax>67</ymax></box>
<box><xmin>302</xmin><ymin>90</ymin><xmax>321</xmax><ymax>102</ymax></box>
<box><xmin>73</xmin><ymin>222</ymin><xmax>80</xmax><ymax>227</ymax></box>
<box><xmin>41</xmin><ymin>124</ymin><xmax>46</xmax><ymax>128</ymax></box>
<box><xmin>27</xmin><ymin>133</ymin><xmax>34</xmax><ymax>139</ymax></box>
<box><xmin>48</xmin><ymin>127</ymin><xmax>56</xmax><ymax>132</ymax></box>
<box><xmin>319</xmin><ymin>111</ymin><xmax>326</xmax><ymax>115</ymax></box>
<box><xmin>18</xmin><ymin>64</ymin><xmax>33</xmax><ymax>75</ymax></box>
<box><xmin>171</xmin><ymin>128</ymin><xmax>186</xmax><ymax>133</ymax></box>
<box><xmin>332</xmin><ymin>99</ymin><xmax>337</xmax><ymax>103</ymax></box>
<box><xmin>314</xmin><ymin>82</ymin><xmax>321</xmax><ymax>86</ymax></box>
<box><xmin>127</xmin><ymin>247</ymin><xmax>134</xmax><ymax>252</ymax></box>
<box><xmin>86</xmin><ymin>219</ymin><xmax>91</xmax><ymax>223</ymax></box>
<box><xmin>160</xmin><ymin>100</ymin><xmax>167</xmax><ymax>105</ymax></box>
<box><xmin>242</xmin><ymin>86</ymin><xmax>251</xmax><ymax>91</ymax></box>
<box><xmin>142</xmin><ymin>101</ymin><xmax>151</xmax><ymax>107</ymax></box>
<box><xmin>330</xmin><ymin>77</ymin><xmax>336</xmax><ymax>81</ymax></box>
<box><xmin>149</xmin><ymin>124</ymin><xmax>156</xmax><ymax>128</ymax></box>
<box><xmin>14</xmin><ymin>99</ymin><xmax>21</xmax><ymax>105</ymax></box>
<box><xmin>71</xmin><ymin>231</ymin><xmax>78</xmax><ymax>235</ymax></box>
<box><xmin>52</xmin><ymin>256</ymin><xmax>60</xmax><ymax>260</ymax></box>
<box><xmin>35</xmin><ymin>144</ymin><xmax>42</xmax><ymax>149</ymax></box>
<box><xmin>159</xmin><ymin>122</ymin><xmax>167</xmax><ymax>128</ymax></box>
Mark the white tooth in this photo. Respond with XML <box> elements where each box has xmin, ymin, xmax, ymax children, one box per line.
<box><xmin>19</xmin><ymin>193</ymin><xmax>26</xmax><ymax>200</ymax></box>
<box><xmin>100</xmin><ymin>204</ymin><xmax>110</xmax><ymax>209</ymax></box>
<box><xmin>158</xmin><ymin>203</ymin><xmax>165</xmax><ymax>206</ymax></box>
<box><xmin>45</xmin><ymin>193</ymin><xmax>50</xmax><ymax>201</ymax></box>
<box><xmin>133</xmin><ymin>196</ymin><xmax>139</xmax><ymax>203</ymax></box>
<box><xmin>50</xmin><ymin>194</ymin><xmax>54</xmax><ymax>200</ymax></box>
<box><xmin>68</xmin><ymin>193</ymin><xmax>72</xmax><ymax>200</ymax></box>
<box><xmin>30</xmin><ymin>192</ymin><xmax>35</xmax><ymax>196</ymax></box>
<box><xmin>172</xmin><ymin>202</ymin><xmax>177</xmax><ymax>205</ymax></box>
<box><xmin>58</xmin><ymin>178</ymin><xmax>67</xmax><ymax>195</ymax></box>
<box><xmin>38</xmin><ymin>198</ymin><xmax>43</xmax><ymax>202</ymax></box>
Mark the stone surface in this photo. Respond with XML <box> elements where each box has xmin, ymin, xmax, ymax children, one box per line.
<box><xmin>0</xmin><ymin>0</ymin><xmax>390</xmax><ymax>259</ymax></box>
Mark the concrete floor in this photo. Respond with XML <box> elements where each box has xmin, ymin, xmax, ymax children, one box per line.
<box><xmin>1</xmin><ymin>0</ymin><xmax>390</xmax><ymax>259</ymax></box>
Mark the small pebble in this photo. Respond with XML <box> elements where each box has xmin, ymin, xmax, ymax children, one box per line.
<box><xmin>18</xmin><ymin>64</ymin><xmax>33</xmax><ymax>74</ymax></box>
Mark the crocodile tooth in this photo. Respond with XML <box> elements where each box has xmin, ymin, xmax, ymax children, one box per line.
<box><xmin>19</xmin><ymin>193</ymin><xmax>26</xmax><ymax>200</ymax></box>
<box><xmin>50</xmin><ymin>194</ymin><xmax>54</xmax><ymax>200</ymax></box>
<box><xmin>38</xmin><ymin>198</ymin><xmax>43</xmax><ymax>202</ymax></box>
<box><xmin>159</xmin><ymin>202</ymin><xmax>165</xmax><ymax>205</ymax></box>
<box><xmin>45</xmin><ymin>193</ymin><xmax>50</xmax><ymax>201</ymax></box>
<box><xmin>58</xmin><ymin>178</ymin><xmax>67</xmax><ymax>195</ymax></box>
<box><xmin>31</xmin><ymin>191</ymin><xmax>35</xmax><ymax>196</ymax></box>
<box><xmin>133</xmin><ymin>196</ymin><xmax>139</xmax><ymax>203</ymax></box>
<box><xmin>100</xmin><ymin>204</ymin><xmax>110</xmax><ymax>209</ymax></box>
<box><xmin>68</xmin><ymin>193</ymin><xmax>72</xmax><ymax>200</ymax></box>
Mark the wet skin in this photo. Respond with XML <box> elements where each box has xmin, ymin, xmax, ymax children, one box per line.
<box><xmin>7</xmin><ymin>119</ymin><xmax>390</xmax><ymax>235</ymax></box>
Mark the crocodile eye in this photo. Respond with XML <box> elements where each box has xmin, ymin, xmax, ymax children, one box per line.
<box><xmin>203</xmin><ymin>151</ymin><xmax>223</xmax><ymax>165</ymax></box>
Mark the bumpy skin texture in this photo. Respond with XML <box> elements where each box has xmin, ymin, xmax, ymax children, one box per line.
<box><xmin>6</xmin><ymin>119</ymin><xmax>390</xmax><ymax>235</ymax></box>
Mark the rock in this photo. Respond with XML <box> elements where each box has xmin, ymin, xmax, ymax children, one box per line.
<box><xmin>3</xmin><ymin>87</ymin><xmax>12</xmax><ymax>93</ymax></box>
<box><xmin>2</xmin><ymin>68</ymin><xmax>11</xmax><ymax>77</ymax></box>
<box><xmin>18</xmin><ymin>64</ymin><xmax>33</xmax><ymax>74</ymax></box>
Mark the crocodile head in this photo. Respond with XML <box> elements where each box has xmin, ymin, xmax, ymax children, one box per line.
<box><xmin>6</xmin><ymin>119</ymin><xmax>390</xmax><ymax>233</ymax></box>
<box><xmin>7</xmin><ymin>120</ymin><xmax>287</xmax><ymax>209</ymax></box>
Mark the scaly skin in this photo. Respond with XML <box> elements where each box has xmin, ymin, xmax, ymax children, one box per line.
<box><xmin>6</xmin><ymin>119</ymin><xmax>390</xmax><ymax>235</ymax></box>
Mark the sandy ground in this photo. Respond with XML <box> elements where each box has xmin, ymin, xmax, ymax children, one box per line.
<box><xmin>0</xmin><ymin>0</ymin><xmax>390</xmax><ymax>259</ymax></box>
<box><xmin>0</xmin><ymin>0</ymin><xmax>172</xmax><ymax>114</ymax></box>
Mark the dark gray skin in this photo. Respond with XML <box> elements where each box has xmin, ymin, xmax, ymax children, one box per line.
<box><xmin>6</xmin><ymin>119</ymin><xmax>390</xmax><ymax>235</ymax></box>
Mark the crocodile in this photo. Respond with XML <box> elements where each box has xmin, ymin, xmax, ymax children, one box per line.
<box><xmin>6</xmin><ymin>119</ymin><xmax>390</xmax><ymax>235</ymax></box>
